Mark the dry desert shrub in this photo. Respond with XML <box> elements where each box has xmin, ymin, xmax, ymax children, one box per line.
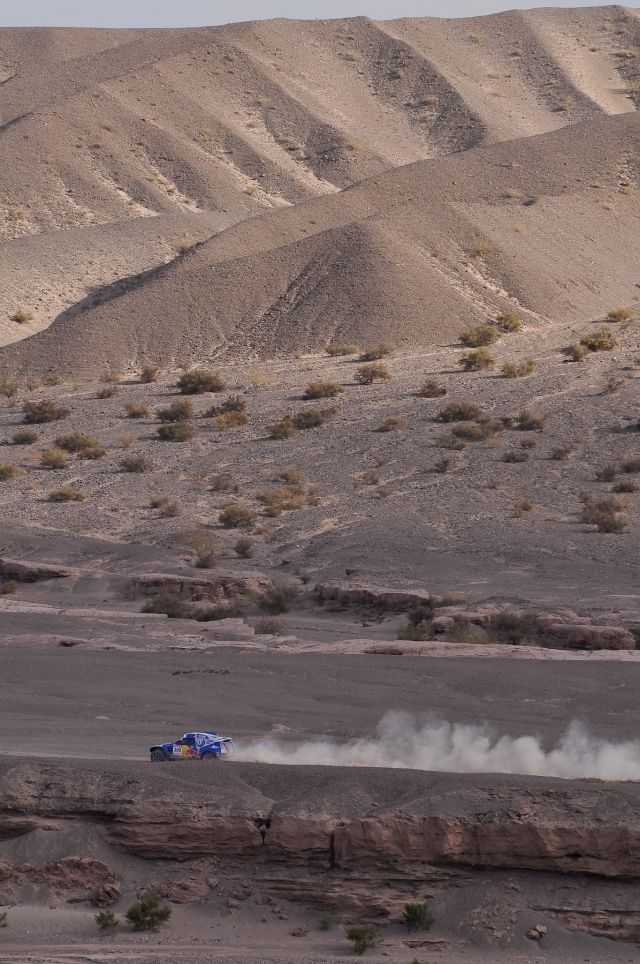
<box><xmin>183</xmin><ymin>530</ymin><xmax>218</xmax><ymax>568</ymax></box>
<box><xmin>177</xmin><ymin>369</ymin><xmax>226</xmax><ymax>394</ymax></box>
<box><xmin>0</xmin><ymin>463</ymin><xmax>22</xmax><ymax>481</ymax></box>
<box><xmin>416</xmin><ymin>379</ymin><xmax>446</xmax><ymax>398</ymax></box>
<box><xmin>292</xmin><ymin>407</ymin><xmax>335</xmax><ymax>429</ymax></box>
<box><xmin>513</xmin><ymin>497</ymin><xmax>533</xmax><ymax>517</ymax></box>
<box><xmin>622</xmin><ymin>457</ymin><xmax>640</xmax><ymax>474</ymax></box>
<box><xmin>603</xmin><ymin>377</ymin><xmax>623</xmax><ymax>395</ymax></box>
<box><xmin>437</xmin><ymin>433</ymin><xmax>466</xmax><ymax>450</ymax></box>
<box><xmin>253</xmin><ymin>616</ymin><xmax>285</xmax><ymax>635</ymax></box>
<box><xmin>210</xmin><ymin>473</ymin><xmax>239</xmax><ymax>493</ymax></box>
<box><xmin>23</xmin><ymin>399</ymin><xmax>70</xmax><ymax>423</ymax></box>
<box><xmin>355</xmin><ymin>363</ymin><xmax>390</xmax><ymax>385</ymax></box>
<box><xmin>121</xmin><ymin>455</ymin><xmax>153</xmax><ymax>473</ymax></box>
<box><xmin>434</xmin><ymin>457</ymin><xmax>452</xmax><ymax>473</ymax></box>
<box><xmin>12</xmin><ymin>308</ymin><xmax>34</xmax><ymax>324</ymax></box>
<box><xmin>48</xmin><ymin>486</ymin><xmax>86</xmax><ymax>503</ymax></box>
<box><xmin>234</xmin><ymin>536</ymin><xmax>254</xmax><ymax>558</ymax></box>
<box><xmin>514</xmin><ymin>410</ymin><xmax>545</xmax><ymax>431</ymax></box>
<box><xmin>278</xmin><ymin>466</ymin><xmax>303</xmax><ymax>484</ymax></box>
<box><xmin>503</xmin><ymin>450</ymin><xmax>529</xmax><ymax>463</ymax></box>
<box><xmin>578</xmin><ymin>328</ymin><xmax>617</xmax><ymax>354</ymax></box>
<box><xmin>566</xmin><ymin>342</ymin><xmax>591</xmax><ymax>362</ymax></box>
<box><xmin>326</xmin><ymin>342</ymin><xmax>358</xmax><ymax>356</ymax></box>
<box><xmin>613</xmin><ymin>480</ymin><xmax>637</xmax><ymax>493</ymax></box>
<box><xmin>40</xmin><ymin>447</ymin><xmax>69</xmax><ymax>469</ymax></box>
<box><xmin>259</xmin><ymin>483</ymin><xmax>316</xmax><ymax>516</ymax></box>
<box><xmin>452</xmin><ymin>419</ymin><xmax>501</xmax><ymax>441</ymax></box>
<box><xmin>460</xmin><ymin>323</ymin><xmax>500</xmax><ymax>347</ymax></box>
<box><xmin>495</xmin><ymin>310</ymin><xmax>522</xmax><ymax>332</ymax></box>
<box><xmin>219</xmin><ymin>503</ymin><xmax>255</xmax><ymax>528</ymax></box>
<box><xmin>551</xmin><ymin>446</ymin><xmax>573</xmax><ymax>460</ymax></box>
<box><xmin>0</xmin><ymin>379</ymin><xmax>19</xmax><ymax>398</ymax></box>
<box><xmin>359</xmin><ymin>344</ymin><xmax>392</xmax><ymax>361</ymax></box>
<box><xmin>607</xmin><ymin>307</ymin><xmax>633</xmax><ymax>323</ymax></box>
<box><xmin>259</xmin><ymin>583</ymin><xmax>299</xmax><ymax>614</ymax></box>
<box><xmin>157</xmin><ymin>422</ymin><xmax>196</xmax><ymax>442</ymax></box>
<box><xmin>211</xmin><ymin>410</ymin><xmax>249</xmax><ymax>431</ymax></box>
<box><xmin>458</xmin><ymin>348</ymin><xmax>495</xmax><ymax>371</ymax></box>
<box><xmin>501</xmin><ymin>359</ymin><xmax>536</xmax><ymax>378</ymax></box>
<box><xmin>140</xmin><ymin>364</ymin><xmax>160</xmax><ymax>383</ymax></box>
<box><xmin>97</xmin><ymin>385</ymin><xmax>118</xmax><ymax>399</ymax></box>
<box><xmin>101</xmin><ymin>370</ymin><xmax>122</xmax><ymax>384</ymax></box>
<box><xmin>581</xmin><ymin>494</ymin><xmax>627</xmax><ymax>533</ymax></box>
<box><xmin>304</xmin><ymin>381</ymin><xmax>344</xmax><ymax>399</ymax></box>
<box><xmin>150</xmin><ymin>496</ymin><xmax>180</xmax><ymax>517</ymax></box>
<box><xmin>596</xmin><ymin>464</ymin><xmax>618</xmax><ymax>482</ymax></box>
<box><xmin>12</xmin><ymin>429</ymin><xmax>37</xmax><ymax>445</ymax></box>
<box><xmin>0</xmin><ymin>580</ymin><xmax>18</xmax><ymax>595</ymax></box>
<box><xmin>55</xmin><ymin>432</ymin><xmax>105</xmax><ymax>459</ymax></box>
<box><xmin>206</xmin><ymin>395</ymin><xmax>246</xmax><ymax>416</ymax></box>
<box><xmin>376</xmin><ymin>416</ymin><xmax>404</xmax><ymax>432</ymax></box>
<box><xmin>437</xmin><ymin>401</ymin><xmax>487</xmax><ymax>423</ymax></box>
<box><xmin>125</xmin><ymin>402</ymin><xmax>150</xmax><ymax>419</ymax></box>
<box><xmin>157</xmin><ymin>399</ymin><xmax>193</xmax><ymax>422</ymax></box>
<box><xmin>267</xmin><ymin>418</ymin><xmax>296</xmax><ymax>440</ymax></box>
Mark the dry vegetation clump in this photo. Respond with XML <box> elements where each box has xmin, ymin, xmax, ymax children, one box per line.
<box><xmin>125</xmin><ymin>402</ymin><xmax>150</xmax><ymax>419</ymax></box>
<box><xmin>140</xmin><ymin>364</ymin><xmax>160</xmax><ymax>383</ymax></box>
<box><xmin>452</xmin><ymin>419</ymin><xmax>501</xmax><ymax>441</ymax></box>
<box><xmin>219</xmin><ymin>503</ymin><xmax>255</xmax><ymax>528</ymax></box>
<box><xmin>234</xmin><ymin>536</ymin><xmax>254</xmax><ymax>558</ymax></box>
<box><xmin>376</xmin><ymin>416</ymin><xmax>404</xmax><ymax>432</ymax></box>
<box><xmin>603</xmin><ymin>377</ymin><xmax>623</xmax><ymax>395</ymax></box>
<box><xmin>460</xmin><ymin>323</ymin><xmax>500</xmax><ymax>347</ymax></box>
<box><xmin>514</xmin><ymin>410</ymin><xmax>545</xmax><ymax>431</ymax></box>
<box><xmin>121</xmin><ymin>455</ymin><xmax>153</xmax><ymax>473</ymax></box>
<box><xmin>210</xmin><ymin>472</ymin><xmax>239</xmax><ymax>493</ymax></box>
<box><xmin>150</xmin><ymin>496</ymin><xmax>180</xmax><ymax>517</ymax></box>
<box><xmin>596</xmin><ymin>464</ymin><xmax>618</xmax><ymax>482</ymax></box>
<box><xmin>458</xmin><ymin>347</ymin><xmax>495</xmax><ymax>371</ymax></box>
<box><xmin>359</xmin><ymin>344</ymin><xmax>392</xmax><ymax>361</ymax></box>
<box><xmin>0</xmin><ymin>580</ymin><xmax>18</xmax><ymax>596</ymax></box>
<box><xmin>622</xmin><ymin>457</ymin><xmax>640</xmax><ymax>474</ymax></box>
<box><xmin>157</xmin><ymin>422</ymin><xmax>196</xmax><ymax>442</ymax></box>
<box><xmin>495</xmin><ymin>310</ymin><xmax>522</xmax><ymax>333</ymax></box>
<box><xmin>48</xmin><ymin>486</ymin><xmax>86</xmax><ymax>503</ymax></box>
<box><xmin>97</xmin><ymin>385</ymin><xmax>118</xmax><ymax>399</ymax></box>
<box><xmin>267</xmin><ymin>417</ymin><xmax>296</xmax><ymax>440</ymax></box>
<box><xmin>304</xmin><ymin>381</ymin><xmax>344</xmax><ymax>399</ymax></box>
<box><xmin>326</xmin><ymin>342</ymin><xmax>358</xmax><ymax>356</ymax></box>
<box><xmin>581</xmin><ymin>493</ymin><xmax>628</xmax><ymax>533</ymax></box>
<box><xmin>0</xmin><ymin>463</ymin><xmax>22</xmax><ymax>480</ymax></box>
<box><xmin>253</xmin><ymin>616</ymin><xmax>285</xmax><ymax>635</ymax></box>
<box><xmin>566</xmin><ymin>342</ymin><xmax>590</xmax><ymax>362</ymax></box>
<box><xmin>437</xmin><ymin>402</ymin><xmax>487</xmax><ymax>423</ymax></box>
<box><xmin>292</xmin><ymin>407</ymin><xmax>336</xmax><ymax>429</ymax></box>
<box><xmin>513</xmin><ymin>497</ymin><xmax>534</xmax><ymax>517</ymax></box>
<box><xmin>211</xmin><ymin>410</ymin><xmax>249</xmax><ymax>431</ymax></box>
<box><xmin>355</xmin><ymin>363</ymin><xmax>390</xmax><ymax>385</ymax></box>
<box><xmin>183</xmin><ymin>531</ymin><xmax>218</xmax><ymax>569</ymax></box>
<box><xmin>259</xmin><ymin>583</ymin><xmax>300</xmax><ymax>614</ymax></box>
<box><xmin>258</xmin><ymin>483</ymin><xmax>317</xmax><ymax>516</ymax></box>
<box><xmin>206</xmin><ymin>395</ymin><xmax>247</xmax><ymax>416</ymax></box>
<box><xmin>40</xmin><ymin>447</ymin><xmax>69</xmax><ymax>469</ymax></box>
<box><xmin>607</xmin><ymin>307</ymin><xmax>633</xmax><ymax>323</ymax></box>
<box><xmin>12</xmin><ymin>429</ymin><xmax>37</xmax><ymax>445</ymax></box>
<box><xmin>569</xmin><ymin>328</ymin><xmax>618</xmax><ymax>360</ymax></box>
<box><xmin>613</xmin><ymin>480</ymin><xmax>637</xmax><ymax>493</ymax></box>
<box><xmin>177</xmin><ymin>369</ymin><xmax>227</xmax><ymax>394</ymax></box>
<box><xmin>434</xmin><ymin>457</ymin><xmax>452</xmax><ymax>473</ymax></box>
<box><xmin>23</xmin><ymin>399</ymin><xmax>70</xmax><ymax>423</ymax></box>
<box><xmin>416</xmin><ymin>379</ymin><xmax>446</xmax><ymax>398</ymax></box>
<box><xmin>55</xmin><ymin>432</ymin><xmax>105</xmax><ymax>459</ymax></box>
<box><xmin>437</xmin><ymin>433</ymin><xmax>466</xmax><ymax>450</ymax></box>
<box><xmin>501</xmin><ymin>359</ymin><xmax>536</xmax><ymax>378</ymax></box>
<box><xmin>503</xmin><ymin>450</ymin><xmax>529</xmax><ymax>463</ymax></box>
<box><xmin>278</xmin><ymin>466</ymin><xmax>303</xmax><ymax>484</ymax></box>
<box><xmin>13</xmin><ymin>308</ymin><xmax>34</xmax><ymax>324</ymax></box>
<box><xmin>157</xmin><ymin>399</ymin><xmax>193</xmax><ymax>422</ymax></box>
<box><xmin>551</xmin><ymin>446</ymin><xmax>573</xmax><ymax>460</ymax></box>
<box><xmin>0</xmin><ymin>379</ymin><xmax>19</xmax><ymax>398</ymax></box>
<box><xmin>101</xmin><ymin>370</ymin><xmax>122</xmax><ymax>384</ymax></box>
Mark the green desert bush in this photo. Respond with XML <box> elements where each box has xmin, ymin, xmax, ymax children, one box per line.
<box><xmin>458</xmin><ymin>348</ymin><xmax>495</xmax><ymax>371</ymax></box>
<box><xmin>0</xmin><ymin>463</ymin><xmax>22</xmax><ymax>481</ymax></box>
<box><xmin>48</xmin><ymin>486</ymin><xmax>86</xmax><ymax>503</ymax></box>
<box><xmin>40</xmin><ymin>447</ymin><xmax>69</xmax><ymax>469</ymax></box>
<box><xmin>460</xmin><ymin>323</ymin><xmax>500</xmax><ymax>347</ymax></box>
<box><xmin>219</xmin><ymin>503</ymin><xmax>255</xmax><ymax>528</ymax></box>
<box><xmin>304</xmin><ymin>380</ymin><xmax>344</xmax><ymax>399</ymax></box>
<box><xmin>359</xmin><ymin>344</ymin><xmax>391</xmax><ymax>361</ymax></box>
<box><xmin>416</xmin><ymin>378</ymin><xmax>446</xmax><ymax>398</ymax></box>
<box><xmin>346</xmin><ymin>924</ymin><xmax>380</xmax><ymax>955</ymax></box>
<box><xmin>403</xmin><ymin>902</ymin><xmax>434</xmax><ymax>931</ymax></box>
<box><xmin>326</xmin><ymin>342</ymin><xmax>358</xmax><ymax>356</ymax></box>
<box><xmin>125</xmin><ymin>894</ymin><xmax>171</xmax><ymax>931</ymax></box>
<box><xmin>355</xmin><ymin>363</ymin><xmax>390</xmax><ymax>384</ymax></box>
<box><xmin>12</xmin><ymin>429</ymin><xmax>37</xmax><ymax>445</ymax></box>
<box><xmin>318</xmin><ymin>913</ymin><xmax>335</xmax><ymax>931</ymax></box>
<box><xmin>96</xmin><ymin>910</ymin><xmax>118</xmax><ymax>932</ymax></box>
<box><xmin>23</xmin><ymin>399</ymin><xmax>70</xmax><ymax>423</ymax></box>
<box><xmin>177</xmin><ymin>369</ymin><xmax>226</xmax><ymax>394</ymax></box>
<box><xmin>157</xmin><ymin>422</ymin><xmax>196</xmax><ymax>442</ymax></box>
<box><xmin>501</xmin><ymin>358</ymin><xmax>536</xmax><ymax>378</ymax></box>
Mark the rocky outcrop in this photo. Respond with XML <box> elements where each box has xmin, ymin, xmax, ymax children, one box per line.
<box><xmin>0</xmin><ymin>557</ymin><xmax>78</xmax><ymax>582</ymax></box>
<box><xmin>130</xmin><ymin>569</ymin><xmax>272</xmax><ymax>603</ymax></box>
<box><xmin>0</xmin><ymin>856</ymin><xmax>120</xmax><ymax>906</ymax></box>
<box><xmin>316</xmin><ymin>582</ymin><xmax>432</xmax><ymax>612</ymax></box>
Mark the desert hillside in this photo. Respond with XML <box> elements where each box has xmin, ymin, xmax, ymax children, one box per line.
<box><xmin>1</xmin><ymin>5</ymin><xmax>640</xmax><ymax>349</ymax></box>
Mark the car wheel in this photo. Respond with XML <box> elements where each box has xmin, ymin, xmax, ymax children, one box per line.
<box><xmin>150</xmin><ymin>749</ymin><xmax>166</xmax><ymax>762</ymax></box>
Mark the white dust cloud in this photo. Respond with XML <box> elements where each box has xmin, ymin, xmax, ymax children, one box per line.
<box><xmin>234</xmin><ymin>712</ymin><xmax>640</xmax><ymax>781</ymax></box>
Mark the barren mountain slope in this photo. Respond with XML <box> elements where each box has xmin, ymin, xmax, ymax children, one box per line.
<box><xmin>1</xmin><ymin>5</ymin><xmax>639</xmax><ymax>342</ymax></box>
<box><xmin>2</xmin><ymin>108</ymin><xmax>639</xmax><ymax>375</ymax></box>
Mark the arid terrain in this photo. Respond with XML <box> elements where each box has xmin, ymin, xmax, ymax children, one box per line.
<box><xmin>1</xmin><ymin>5</ymin><xmax>640</xmax><ymax>963</ymax></box>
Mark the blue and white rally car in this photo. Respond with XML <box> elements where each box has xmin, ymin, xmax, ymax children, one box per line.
<box><xmin>150</xmin><ymin>731</ymin><xmax>234</xmax><ymax>762</ymax></box>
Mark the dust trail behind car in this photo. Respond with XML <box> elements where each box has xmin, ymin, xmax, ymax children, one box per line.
<box><xmin>233</xmin><ymin>712</ymin><xmax>640</xmax><ymax>781</ymax></box>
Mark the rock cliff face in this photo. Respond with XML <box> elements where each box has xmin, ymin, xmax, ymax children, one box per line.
<box><xmin>3</xmin><ymin>760</ymin><xmax>640</xmax><ymax>938</ymax></box>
